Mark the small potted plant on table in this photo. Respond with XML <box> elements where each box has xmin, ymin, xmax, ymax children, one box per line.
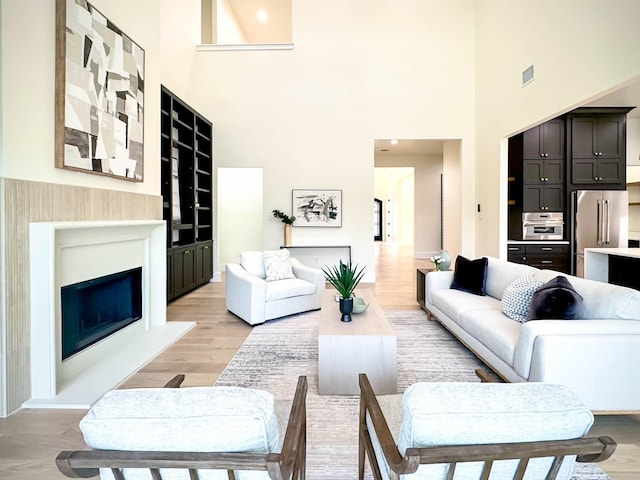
<box><xmin>322</xmin><ymin>261</ymin><xmax>366</xmax><ymax>322</ymax></box>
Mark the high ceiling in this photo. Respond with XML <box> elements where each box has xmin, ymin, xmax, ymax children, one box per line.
<box><xmin>222</xmin><ymin>2</ymin><xmax>639</xmax><ymax>155</ymax></box>
<box><xmin>225</xmin><ymin>0</ymin><xmax>291</xmax><ymax>43</ymax></box>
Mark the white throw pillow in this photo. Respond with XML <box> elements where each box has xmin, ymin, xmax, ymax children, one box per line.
<box><xmin>263</xmin><ymin>249</ymin><xmax>295</xmax><ymax>282</ymax></box>
<box><xmin>501</xmin><ymin>275</ymin><xmax>543</xmax><ymax>322</ymax></box>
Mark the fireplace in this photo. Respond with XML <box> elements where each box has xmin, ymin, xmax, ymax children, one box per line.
<box><xmin>61</xmin><ymin>267</ymin><xmax>143</xmax><ymax>361</ymax></box>
<box><xmin>26</xmin><ymin>220</ymin><xmax>195</xmax><ymax>409</ymax></box>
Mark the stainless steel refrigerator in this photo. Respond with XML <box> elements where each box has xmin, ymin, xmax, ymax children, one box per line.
<box><xmin>571</xmin><ymin>190</ymin><xmax>629</xmax><ymax>277</ymax></box>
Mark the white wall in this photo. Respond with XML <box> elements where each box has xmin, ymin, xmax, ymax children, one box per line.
<box><xmin>160</xmin><ymin>0</ymin><xmax>200</xmax><ymax>101</ymax></box>
<box><xmin>0</xmin><ymin>0</ymin><xmax>162</xmax><ymax>195</ymax></box>
<box><xmin>398</xmin><ymin>174</ymin><xmax>414</xmax><ymax>245</ymax></box>
<box><xmin>627</xmin><ymin>118</ymin><xmax>640</xmax><ymax>166</ymax></box>
<box><xmin>182</xmin><ymin>0</ymin><xmax>476</xmax><ymax>282</ymax></box>
<box><xmin>443</xmin><ymin>140</ymin><xmax>462</xmax><ymax>263</ymax></box>
<box><xmin>475</xmin><ymin>0</ymin><xmax>640</xmax><ymax>258</ymax></box>
<box><xmin>216</xmin><ymin>0</ymin><xmax>247</xmax><ymax>44</ymax></box>
<box><xmin>218</xmin><ymin>167</ymin><xmax>263</xmax><ymax>266</ymax></box>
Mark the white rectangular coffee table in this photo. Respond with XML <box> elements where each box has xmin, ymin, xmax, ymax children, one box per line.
<box><xmin>318</xmin><ymin>289</ymin><xmax>397</xmax><ymax>395</ymax></box>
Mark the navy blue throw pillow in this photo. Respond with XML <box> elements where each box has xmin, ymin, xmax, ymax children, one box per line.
<box><xmin>528</xmin><ymin>276</ymin><xmax>583</xmax><ymax>320</ymax></box>
<box><xmin>450</xmin><ymin>256</ymin><xmax>488</xmax><ymax>296</ymax></box>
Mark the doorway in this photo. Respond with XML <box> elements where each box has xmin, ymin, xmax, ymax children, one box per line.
<box><xmin>373</xmin><ymin>198</ymin><xmax>383</xmax><ymax>241</ymax></box>
<box><xmin>373</xmin><ymin>138</ymin><xmax>461</xmax><ymax>260</ymax></box>
<box><xmin>374</xmin><ymin>167</ymin><xmax>415</xmax><ymax>245</ymax></box>
<box><xmin>217</xmin><ymin>167</ymin><xmax>263</xmax><ymax>267</ymax></box>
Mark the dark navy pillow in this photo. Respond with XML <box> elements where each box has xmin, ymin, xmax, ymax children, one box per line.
<box><xmin>528</xmin><ymin>276</ymin><xmax>583</xmax><ymax>320</ymax></box>
<box><xmin>450</xmin><ymin>256</ymin><xmax>488</xmax><ymax>296</ymax></box>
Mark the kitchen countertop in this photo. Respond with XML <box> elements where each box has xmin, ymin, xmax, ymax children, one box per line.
<box><xmin>584</xmin><ymin>247</ymin><xmax>640</xmax><ymax>259</ymax></box>
<box><xmin>584</xmin><ymin>248</ymin><xmax>640</xmax><ymax>282</ymax></box>
<box><xmin>507</xmin><ymin>240</ymin><xmax>570</xmax><ymax>245</ymax></box>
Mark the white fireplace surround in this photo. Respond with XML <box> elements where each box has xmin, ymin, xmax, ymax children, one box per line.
<box><xmin>24</xmin><ymin>220</ymin><xmax>194</xmax><ymax>409</ymax></box>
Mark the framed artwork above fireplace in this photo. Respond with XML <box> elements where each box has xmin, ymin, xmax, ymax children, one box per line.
<box><xmin>55</xmin><ymin>0</ymin><xmax>145</xmax><ymax>181</ymax></box>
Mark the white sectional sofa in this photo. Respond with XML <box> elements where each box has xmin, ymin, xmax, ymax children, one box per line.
<box><xmin>424</xmin><ymin>256</ymin><xmax>640</xmax><ymax>412</ymax></box>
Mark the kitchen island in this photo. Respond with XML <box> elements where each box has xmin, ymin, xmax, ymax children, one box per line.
<box><xmin>584</xmin><ymin>248</ymin><xmax>640</xmax><ymax>290</ymax></box>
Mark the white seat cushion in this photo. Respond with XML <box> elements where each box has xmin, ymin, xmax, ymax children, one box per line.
<box><xmin>80</xmin><ymin>386</ymin><xmax>279</xmax><ymax>479</ymax></box>
<box><xmin>396</xmin><ymin>382</ymin><xmax>593</xmax><ymax>480</ymax></box>
<box><xmin>81</xmin><ymin>386</ymin><xmax>280</xmax><ymax>452</ymax></box>
<box><xmin>265</xmin><ymin>278</ymin><xmax>316</xmax><ymax>302</ymax></box>
<box><xmin>457</xmin><ymin>309</ymin><xmax>521</xmax><ymax>366</ymax></box>
<box><xmin>431</xmin><ymin>289</ymin><xmax>501</xmax><ymax>324</ymax></box>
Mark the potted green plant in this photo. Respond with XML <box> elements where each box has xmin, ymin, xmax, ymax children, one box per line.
<box><xmin>272</xmin><ymin>209</ymin><xmax>295</xmax><ymax>246</ymax></box>
<box><xmin>322</xmin><ymin>261</ymin><xmax>366</xmax><ymax>322</ymax></box>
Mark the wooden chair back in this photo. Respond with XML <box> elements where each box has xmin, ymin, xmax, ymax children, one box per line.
<box><xmin>56</xmin><ymin>375</ymin><xmax>307</xmax><ymax>480</ymax></box>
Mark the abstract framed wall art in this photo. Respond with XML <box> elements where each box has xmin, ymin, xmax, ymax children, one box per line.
<box><xmin>292</xmin><ymin>189</ymin><xmax>342</xmax><ymax>227</ymax></box>
<box><xmin>55</xmin><ymin>0</ymin><xmax>145</xmax><ymax>181</ymax></box>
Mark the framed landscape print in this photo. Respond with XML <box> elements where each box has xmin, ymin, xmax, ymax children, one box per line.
<box><xmin>55</xmin><ymin>0</ymin><xmax>145</xmax><ymax>181</ymax></box>
<box><xmin>292</xmin><ymin>189</ymin><xmax>342</xmax><ymax>227</ymax></box>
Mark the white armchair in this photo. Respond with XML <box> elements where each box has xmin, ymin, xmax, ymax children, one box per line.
<box><xmin>225</xmin><ymin>250</ymin><xmax>325</xmax><ymax>325</ymax></box>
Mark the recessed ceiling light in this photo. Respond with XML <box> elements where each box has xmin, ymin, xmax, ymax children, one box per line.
<box><xmin>257</xmin><ymin>9</ymin><xmax>268</xmax><ymax>22</ymax></box>
<box><xmin>390</xmin><ymin>139</ymin><xmax>398</xmax><ymax>145</ymax></box>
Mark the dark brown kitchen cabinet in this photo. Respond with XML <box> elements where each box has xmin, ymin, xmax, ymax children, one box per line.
<box><xmin>523</xmin><ymin>119</ymin><xmax>565</xmax><ymax>160</ymax></box>
<box><xmin>523</xmin><ymin>159</ymin><xmax>564</xmax><ymax>184</ymax></box>
<box><xmin>507</xmin><ymin>243</ymin><xmax>570</xmax><ymax>273</ymax></box>
<box><xmin>523</xmin><ymin>184</ymin><xmax>563</xmax><ymax>212</ymax></box>
<box><xmin>520</xmin><ymin>119</ymin><xmax>565</xmax><ymax>213</ymax></box>
<box><xmin>162</xmin><ymin>86</ymin><xmax>214</xmax><ymax>302</ymax></box>
<box><xmin>571</xmin><ymin>116</ymin><xmax>623</xmax><ymax>159</ymax></box>
<box><xmin>568</xmin><ymin>108</ymin><xmax>632</xmax><ymax>189</ymax></box>
<box><xmin>572</xmin><ymin>157</ymin><xmax>625</xmax><ymax>185</ymax></box>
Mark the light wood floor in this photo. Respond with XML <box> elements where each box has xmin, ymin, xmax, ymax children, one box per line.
<box><xmin>0</xmin><ymin>243</ymin><xmax>638</xmax><ymax>479</ymax></box>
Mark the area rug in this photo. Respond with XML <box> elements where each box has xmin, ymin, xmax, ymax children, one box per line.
<box><xmin>215</xmin><ymin>310</ymin><xmax>611</xmax><ymax>480</ymax></box>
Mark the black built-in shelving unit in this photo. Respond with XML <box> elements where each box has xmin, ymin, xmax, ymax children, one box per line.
<box><xmin>161</xmin><ymin>86</ymin><xmax>213</xmax><ymax>301</ymax></box>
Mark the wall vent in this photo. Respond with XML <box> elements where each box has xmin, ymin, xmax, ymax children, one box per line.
<box><xmin>522</xmin><ymin>65</ymin><xmax>534</xmax><ymax>86</ymax></box>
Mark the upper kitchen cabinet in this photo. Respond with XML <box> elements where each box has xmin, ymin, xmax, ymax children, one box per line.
<box><xmin>523</xmin><ymin>118</ymin><xmax>565</xmax><ymax>160</ymax></box>
<box><xmin>521</xmin><ymin>119</ymin><xmax>565</xmax><ymax>213</ymax></box>
<box><xmin>567</xmin><ymin>107</ymin><xmax>634</xmax><ymax>189</ymax></box>
<box><xmin>523</xmin><ymin>158</ymin><xmax>564</xmax><ymax>184</ymax></box>
<box><xmin>522</xmin><ymin>184</ymin><xmax>564</xmax><ymax>212</ymax></box>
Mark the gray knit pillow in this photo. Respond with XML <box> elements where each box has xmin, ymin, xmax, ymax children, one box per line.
<box><xmin>502</xmin><ymin>275</ymin><xmax>543</xmax><ymax>322</ymax></box>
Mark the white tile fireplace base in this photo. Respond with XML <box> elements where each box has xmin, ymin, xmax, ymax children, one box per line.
<box><xmin>24</xmin><ymin>220</ymin><xmax>195</xmax><ymax>409</ymax></box>
<box><xmin>22</xmin><ymin>321</ymin><xmax>194</xmax><ymax>409</ymax></box>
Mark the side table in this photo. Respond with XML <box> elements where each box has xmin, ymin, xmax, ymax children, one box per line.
<box><xmin>416</xmin><ymin>268</ymin><xmax>434</xmax><ymax>312</ymax></box>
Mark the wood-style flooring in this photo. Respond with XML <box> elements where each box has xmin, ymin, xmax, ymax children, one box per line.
<box><xmin>0</xmin><ymin>243</ymin><xmax>638</xmax><ymax>479</ymax></box>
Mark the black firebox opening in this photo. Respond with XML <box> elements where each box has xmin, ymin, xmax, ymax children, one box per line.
<box><xmin>61</xmin><ymin>267</ymin><xmax>143</xmax><ymax>361</ymax></box>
